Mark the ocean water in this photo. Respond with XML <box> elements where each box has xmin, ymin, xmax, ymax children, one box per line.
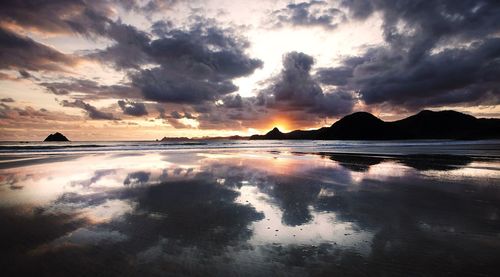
<box><xmin>0</xmin><ymin>140</ymin><xmax>499</xmax><ymax>276</ymax></box>
<box><xmin>1</xmin><ymin>139</ymin><xmax>500</xmax><ymax>155</ymax></box>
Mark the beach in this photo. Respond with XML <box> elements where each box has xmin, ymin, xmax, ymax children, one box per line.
<box><xmin>0</xmin><ymin>140</ymin><xmax>499</xmax><ymax>276</ymax></box>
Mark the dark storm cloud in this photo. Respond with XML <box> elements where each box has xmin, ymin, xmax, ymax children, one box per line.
<box><xmin>132</xmin><ymin>68</ymin><xmax>239</xmax><ymax>104</ymax></box>
<box><xmin>91</xmin><ymin>19</ymin><xmax>262</xmax><ymax>104</ymax></box>
<box><xmin>270</xmin><ymin>0</ymin><xmax>345</xmax><ymax>29</ymax></box>
<box><xmin>221</xmin><ymin>94</ymin><xmax>244</xmax><ymax>108</ymax></box>
<box><xmin>260</xmin><ymin>52</ymin><xmax>355</xmax><ymax>117</ymax></box>
<box><xmin>342</xmin><ymin>0</ymin><xmax>500</xmax><ymax>47</ymax></box>
<box><xmin>0</xmin><ymin>0</ymin><xmax>114</xmax><ymax>36</ymax></box>
<box><xmin>356</xmin><ymin>39</ymin><xmax>500</xmax><ymax>107</ymax></box>
<box><xmin>41</xmin><ymin>78</ymin><xmax>140</xmax><ymax>100</ymax></box>
<box><xmin>60</xmin><ymin>99</ymin><xmax>119</xmax><ymax>120</ymax></box>
<box><xmin>316</xmin><ymin>67</ymin><xmax>353</xmax><ymax>86</ymax></box>
<box><xmin>315</xmin><ymin>0</ymin><xmax>500</xmax><ymax>110</ymax></box>
<box><xmin>0</xmin><ymin>26</ymin><xmax>78</xmax><ymax>72</ymax></box>
<box><xmin>88</xmin><ymin>23</ymin><xmax>151</xmax><ymax>70</ymax></box>
<box><xmin>117</xmin><ymin>100</ymin><xmax>148</xmax><ymax>116</ymax></box>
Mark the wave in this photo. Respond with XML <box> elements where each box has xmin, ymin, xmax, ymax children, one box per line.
<box><xmin>159</xmin><ymin>142</ymin><xmax>208</xmax><ymax>146</ymax></box>
<box><xmin>0</xmin><ymin>144</ymin><xmax>107</xmax><ymax>150</ymax></box>
<box><xmin>0</xmin><ymin>140</ymin><xmax>499</xmax><ymax>157</ymax></box>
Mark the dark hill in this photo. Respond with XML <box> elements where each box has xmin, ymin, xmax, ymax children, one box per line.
<box><xmin>323</xmin><ymin>112</ymin><xmax>394</xmax><ymax>139</ymax></box>
<box><xmin>264</xmin><ymin>127</ymin><xmax>285</xmax><ymax>139</ymax></box>
<box><xmin>44</xmin><ymin>132</ymin><xmax>69</xmax><ymax>142</ymax></box>
<box><xmin>250</xmin><ymin>110</ymin><xmax>500</xmax><ymax>140</ymax></box>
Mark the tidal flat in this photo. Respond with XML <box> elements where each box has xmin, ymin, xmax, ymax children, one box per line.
<box><xmin>0</xmin><ymin>141</ymin><xmax>499</xmax><ymax>276</ymax></box>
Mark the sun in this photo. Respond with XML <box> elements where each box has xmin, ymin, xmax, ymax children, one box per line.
<box><xmin>269</xmin><ymin>117</ymin><xmax>291</xmax><ymax>132</ymax></box>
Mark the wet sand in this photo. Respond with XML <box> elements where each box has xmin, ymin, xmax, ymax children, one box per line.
<box><xmin>0</xmin><ymin>148</ymin><xmax>499</xmax><ymax>276</ymax></box>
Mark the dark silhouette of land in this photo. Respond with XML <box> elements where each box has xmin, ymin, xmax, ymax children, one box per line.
<box><xmin>158</xmin><ymin>135</ymin><xmax>249</xmax><ymax>142</ymax></box>
<box><xmin>44</xmin><ymin>132</ymin><xmax>69</xmax><ymax>142</ymax></box>
<box><xmin>251</xmin><ymin>110</ymin><xmax>500</xmax><ymax>140</ymax></box>
<box><xmin>159</xmin><ymin>136</ymin><xmax>190</xmax><ymax>142</ymax></box>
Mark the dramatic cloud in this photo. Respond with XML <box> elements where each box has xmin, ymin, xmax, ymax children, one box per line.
<box><xmin>0</xmin><ymin>103</ymin><xmax>81</xmax><ymax>137</ymax></box>
<box><xmin>315</xmin><ymin>0</ymin><xmax>500</xmax><ymax>110</ymax></box>
<box><xmin>117</xmin><ymin>100</ymin><xmax>148</xmax><ymax>116</ymax></box>
<box><xmin>260</xmin><ymin>52</ymin><xmax>355</xmax><ymax>117</ymax></box>
<box><xmin>0</xmin><ymin>0</ymin><xmax>114</xmax><ymax>36</ymax></box>
<box><xmin>133</xmin><ymin>68</ymin><xmax>239</xmax><ymax>104</ymax></box>
<box><xmin>0</xmin><ymin>26</ymin><xmax>78</xmax><ymax>72</ymax></box>
<box><xmin>88</xmin><ymin>23</ymin><xmax>151</xmax><ymax>70</ymax></box>
<box><xmin>0</xmin><ymin>103</ymin><xmax>45</xmax><ymax>120</ymax></box>
<box><xmin>60</xmin><ymin>100</ymin><xmax>118</xmax><ymax>120</ymax></box>
<box><xmin>0</xmin><ymin>0</ymin><xmax>499</xmax><ymax>139</ymax></box>
<box><xmin>270</xmin><ymin>1</ymin><xmax>345</xmax><ymax>29</ymax></box>
<box><xmin>41</xmin><ymin>78</ymin><xmax>140</xmax><ymax>100</ymax></box>
<box><xmin>92</xmin><ymin>19</ymin><xmax>263</xmax><ymax>104</ymax></box>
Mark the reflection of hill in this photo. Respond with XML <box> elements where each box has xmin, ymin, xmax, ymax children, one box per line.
<box><xmin>324</xmin><ymin>153</ymin><xmax>474</xmax><ymax>172</ymax></box>
<box><xmin>398</xmin><ymin>154</ymin><xmax>473</xmax><ymax>171</ymax></box>
<box><xmin>327</xmin><ymin>154</ymin><xmax>385</xmax><ymax>172</ymax></box>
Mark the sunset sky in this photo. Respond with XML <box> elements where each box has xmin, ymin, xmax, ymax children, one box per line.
<box><xmin>0</xmin><ymin>0</ymin><xmax>499</xmax><ymax>140</ymax></box>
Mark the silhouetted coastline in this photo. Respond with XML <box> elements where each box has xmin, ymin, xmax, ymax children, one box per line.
<box><xmin>251</xmin><ymin>110</ymin><xmax>500</xmax><ymax>140</ymax></box>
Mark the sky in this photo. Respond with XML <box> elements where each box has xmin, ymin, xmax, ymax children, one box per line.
<box><xmin>0</xmin><ymin>0</ymin><xmax>499</xmax><ymax>141</ymax></box>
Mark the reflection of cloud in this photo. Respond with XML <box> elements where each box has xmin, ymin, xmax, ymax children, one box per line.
<box><xmin>267</xmin><ymin>176</ymin><xmax>321</xmax><ymax>226</ymax></box>
<box><xmin>45</xmin><ymin>226</ymin><xmax>127</xmax><ymax>248</ymax></box>
<box><xmin>0</xmin><ymin>206</ymin><xmax>87</xmax><ymax>254</ymax></box>
<box><xmin>72</xmin><ymin>169</ymin><xmax>115</xmax><ymax>188</ymax></box>
<box><xmin>114</xmin><ymin>178</ymin><xmax>264</xmax><ymax>248</ymax></box>
<box><xmin>1</xmin><ymin>151</ymin><xmax>499</xmax><ymax>276</ymax></box>
<box><xmin>123</xmin><ymin>171</ymin><xmax>150</xmax><ymax>186</ymax></box>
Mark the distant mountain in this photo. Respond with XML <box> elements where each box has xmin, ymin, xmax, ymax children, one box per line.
<box><xmin>159</xmin><ymin>136</ymin><xmax>190</xmax><ymax>142</ymax></box>
<box><xmin>250</xmin><ymin>110</ymin><xmax>500</xmax><ymax>140</ymax></box>
<box><xmin>44</xmin><ymin>132</ymin><xmax>69</xmax><ymax>141</ymax></box>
